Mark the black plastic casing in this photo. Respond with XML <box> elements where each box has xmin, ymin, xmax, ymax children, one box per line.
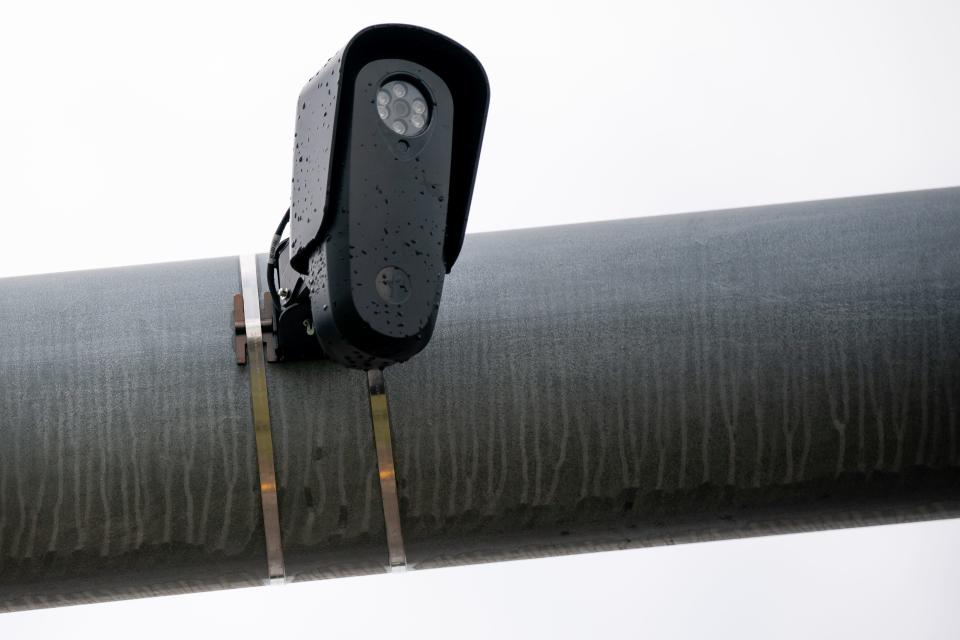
<box><xmin>289</xmin><ymin>24</ymin><xmax>489</xmax><ymax>369</ymax></box>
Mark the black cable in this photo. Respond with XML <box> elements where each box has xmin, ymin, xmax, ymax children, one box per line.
<box><xmin>267</xmin><ymin>208</ymin><xmax>290</xmax><ymax>315</ymax></box>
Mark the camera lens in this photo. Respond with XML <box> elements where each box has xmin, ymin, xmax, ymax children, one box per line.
<box><xmin>377</xmin><ymin>79</ymin><xmax>430</xmax><ymax>136</ymax></box>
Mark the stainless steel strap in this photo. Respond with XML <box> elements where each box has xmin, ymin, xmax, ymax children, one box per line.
<box><xmin>239</xmin><ymin>254</ymin><xmax>286</xmax><ymax>585</ymax></box>
<box><xmin>367</xmin><ymin>369</ymin><xmax>407</xmax><ymax>571</ymax></box>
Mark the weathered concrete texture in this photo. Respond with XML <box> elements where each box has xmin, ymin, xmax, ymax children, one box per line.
<box><xmin>1</xmin><ymin>187</ymin><xmax>959</xmax><ymax>612</ymax></box>
<box><xmin>387</xmin><ymin>188</ymin><xmax>960</xmax><ymax>568</ymax></box>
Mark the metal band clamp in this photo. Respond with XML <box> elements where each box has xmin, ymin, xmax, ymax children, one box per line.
<box><xmin>367</xmin><ymin>369</ymin><xmax>407</xmax><ymax>571</ymax></box>
<box><xmin>238</xmin><ymin>254</ymin><xmax>286</xmax><ymax>584</ymax></box>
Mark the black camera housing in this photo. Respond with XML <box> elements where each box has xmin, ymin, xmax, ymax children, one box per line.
<box><xmin>288</xmin><ymin>24</ymin><xmax>489</xmax><ymax>369</ymax></box>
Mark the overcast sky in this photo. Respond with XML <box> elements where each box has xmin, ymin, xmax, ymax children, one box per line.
<box><xmin>1</xmin><ymin>1</ymin><xmax>959</xmax><ymax>638</ymax></box>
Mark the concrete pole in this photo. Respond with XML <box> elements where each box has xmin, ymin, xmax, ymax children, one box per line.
<box><xmin>1</xmin><ymin>187</ymin><xmax>958</xmax><ymax>612</ymax></box>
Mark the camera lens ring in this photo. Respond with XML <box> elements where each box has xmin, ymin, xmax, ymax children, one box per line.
<box><xmin>376</xmin><ymin>77</ymin><xmax>431</xmax><ymax>137</ymax></box>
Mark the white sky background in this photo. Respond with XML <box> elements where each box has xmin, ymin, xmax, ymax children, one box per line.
<box><xmin>1</xmin><ymin>0</ymin><xmax>959</xmax><ymax>637</ymax></box>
